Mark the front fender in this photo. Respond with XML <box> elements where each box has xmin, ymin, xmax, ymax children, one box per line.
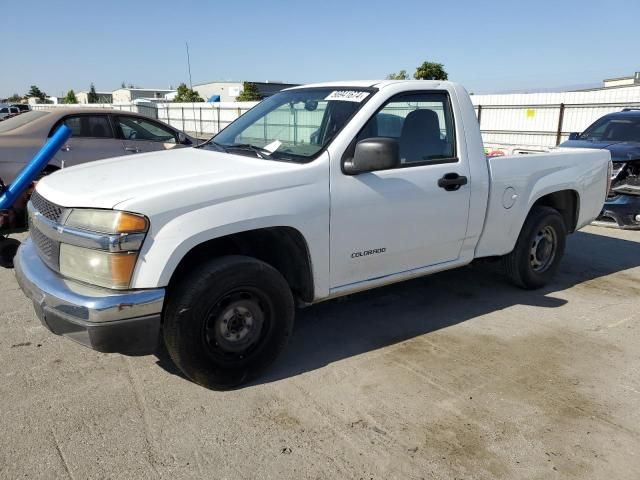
<box><xmin>129</xmin><ymin>184</ymin><xmax>330</xmax><ymax>300</ymax></box>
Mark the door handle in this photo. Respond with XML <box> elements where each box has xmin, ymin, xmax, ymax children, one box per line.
<box><xmin>438</xmin><ymin>173</ymin><xmax>468</xmax><ymax>191</ymax></box>
<box><xmin>124</xmin><ymin>147</ymin><xmax>140</xmax><ymax>153</ymax></box>
<box><xmin>60</xmin><ymin>145</ymin><xmax>71</xmax><ymax>152</ymax></box>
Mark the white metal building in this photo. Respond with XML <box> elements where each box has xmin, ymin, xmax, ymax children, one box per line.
<box><xmin>192</xmin><ymin>81</ymin><xmax>297</xmax><ymax>102</ymax></box>
<box><xmin>603</xmin><ymin>72</ymin><xmax>640</xmax><ymax>88</ymax></box>
<box><xmin>76</xmin><ymin>91</ymin><xmax>113</xmax><ymax>104</ymax></box>
<box><xmin>112</xmin><ymin>88</ymin><xmax>175</xmax><ymax>103</ymax></box>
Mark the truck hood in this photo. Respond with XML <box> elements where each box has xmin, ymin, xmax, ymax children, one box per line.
<box><xmin>36</xmin><ymin>147</ymin><xmax>309</xmax><ymax>210</ymax></box>
<box><xmin>559</xmin><ymin>139</ymin><xmax>640</xmax><ymax>163</ymax></box>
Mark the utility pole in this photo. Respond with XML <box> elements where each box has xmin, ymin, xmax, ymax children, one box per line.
<box><xmin>186</xmin><ymin>42</ymin><xmax>194</xmax><ymax>91</ymax></box>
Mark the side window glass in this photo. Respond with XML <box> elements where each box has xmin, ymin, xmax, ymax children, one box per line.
<box><xmin>116</xmin><ymin>116</ymin><xmax>176</xmax><ymax>143</ymax></box>
<box><xmin>61</xmin><ymin>116</ymin><xmax>112</xmax><ymax>138</ymax></box>
<box><xmin>61</xmin><ymin>116</ymin><xmax>82</xmax><ymax>136</ymax></box>
<box><xmin>358</xmin><ymin>92</ymin><xmax>456</xmax><ymax>164</ymax></box>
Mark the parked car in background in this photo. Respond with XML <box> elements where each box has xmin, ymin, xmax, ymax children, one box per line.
<box><xmin>0</xmin><ymin>109</ymin><xmax>196</xmax><ymax>184</ymax></box>
<box><xmin>10</xmin><ymin>104</ymin><xmax>31</xmax><ymax>113</ymax></box>
<box><xmin>0</xmin><ymin>106</ymin><xmax>20</xmax><ymax>121</ymax></box>
<box><xmin>561</xmin><ymin>109</ymin><xmax>640</xmax><ymax>229</ymax></box>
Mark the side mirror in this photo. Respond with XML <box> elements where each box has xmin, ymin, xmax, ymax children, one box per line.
<box><xmin>568</xmin><ymin>132</ymin><xmax>580</xmax><ymax>140</ymax></box>
<box><xmin>178</xmin><ymin>132</ymin><xmax>191</xmax><ymax>145</ymax></box>
<box><xmin>343</xmin><ymin>138</ymin><xmax>400</xmax><ymax>175</ymax></box>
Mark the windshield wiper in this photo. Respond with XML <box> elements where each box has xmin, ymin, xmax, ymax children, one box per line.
<box><xmin>225</xmin><ymin>143</ymin><xmax>273</xmax><ymax>159</ymax></box>
<box><xmin>197</xmin><ymin>140</ymin><xmax>227</xmax><ymax>152</ymax></box>
<box><xmin>199</xmin><ymin>140</ymin><xmax>297</xmax><ymax>161</ymax></box>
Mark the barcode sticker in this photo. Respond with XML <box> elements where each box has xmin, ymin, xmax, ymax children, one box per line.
<box><xmin>324</xmin><ymin>90</ymin><xmax>369</xmax><ymax>102</ymax></box>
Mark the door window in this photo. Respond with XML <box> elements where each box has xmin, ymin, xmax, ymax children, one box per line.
<box><xmin>58</xmin><ymin>115</ymin><xmax>113</xmax><ymax>138</ymax></box>
<box><xmin>357</xmin><ymin>92</ymin><xmax>456</xmax><ymax>164</ymax></box>
<box><xmin>115</xmin><ymin>116</ymin><xmax>177</xmax><ymax>143</ymax></box>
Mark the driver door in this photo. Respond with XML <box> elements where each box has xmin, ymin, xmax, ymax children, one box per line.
<box><xmin>329</xmin><ymin>91</ymin><xmax>471</xmax><ymax>289</ymax></box>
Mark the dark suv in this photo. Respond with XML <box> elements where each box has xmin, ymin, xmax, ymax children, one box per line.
<box><xmin>561</xmin><ymin>109</ymin><xmax>640</xmax><ymax>229</ymax></box>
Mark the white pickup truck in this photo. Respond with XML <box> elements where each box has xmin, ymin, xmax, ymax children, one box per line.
<box><xmin>15</xmin><ymin>80</ymin><xmax>611</xmax><ymax>389</ymax></box>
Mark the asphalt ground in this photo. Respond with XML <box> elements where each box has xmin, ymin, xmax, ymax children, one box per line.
<box><xmin>0</xmin><ymin>226</ymin><xmax>639</xmax><ymax>479</ymax></box>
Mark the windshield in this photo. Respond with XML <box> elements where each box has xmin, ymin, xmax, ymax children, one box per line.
<box><xmin>0</xmin><ymin>110</ymin><xmax>49</xmax><ymax>133</ymax></box>
<box><xmin>579</xmin><ymin>115</ymin><xmax>640</xmax><ymax>142</ymax></box>
<box><xmin>205</xmin><ymin>87</ymin><xmax>373</xmax><ymax>162</ymax></box>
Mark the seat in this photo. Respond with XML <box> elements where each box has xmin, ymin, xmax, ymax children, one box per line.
<box><xmin>399</xmin><ymin>109</ymin><xmax>445</xmax><ymax>163</ymax></box>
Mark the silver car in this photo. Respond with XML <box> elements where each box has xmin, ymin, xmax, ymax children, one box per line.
<box><xmin>0</xmin><ymin>105</ymin><xmax>20</xmax><ymax>121</ymax></box>
<box><xmin>0</xmin><ymin>108</ymin><xmax>196</xmax><ymax>184</ymax></box>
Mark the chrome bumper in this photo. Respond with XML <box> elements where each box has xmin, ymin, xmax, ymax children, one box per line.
<box><xmin>14</xmin><ymin>237</ymin><xmax>165</xmax><ymax>354</ymax></box>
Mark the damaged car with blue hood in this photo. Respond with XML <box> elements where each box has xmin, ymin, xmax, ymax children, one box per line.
<box><xmin>561</xmin><ymin>108</ymin><xmax>640</xmax><ymax>229</ymax></box>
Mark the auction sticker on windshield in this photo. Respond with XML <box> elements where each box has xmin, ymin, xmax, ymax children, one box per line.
<box><xmin>264</xmin><ymin>139</ymin><xmax>282</xmax><ymax>153</ymax></box>
<box><xmin>324</xmin><ymin>90</ymin><xmax>369</xmax><ymax>102</ymax></box>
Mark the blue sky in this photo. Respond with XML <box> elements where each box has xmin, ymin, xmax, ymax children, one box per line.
<box><xmin>3</xmin><ymin>0</ymin><xmax>639</xmax><ymax>97</ymax></box>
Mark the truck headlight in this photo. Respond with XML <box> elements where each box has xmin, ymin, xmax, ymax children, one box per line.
<box><xmin>58</xmin><ymin>209</ymin><xmax>149</xmax><ymax>289</ymax></box>
<box><xmin>60</xmin><ymin>244</ymin><xmax>139</xmax><ymax>290</ymax></box>
<box><xmin>65</xmin><ymin>209</ymin><xmax>148</xmax><ymax>234</ymax></box>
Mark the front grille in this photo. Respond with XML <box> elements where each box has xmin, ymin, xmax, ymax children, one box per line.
<box><xmin>30</xmin><ymin>191</ymin><xmax>63</xmax><ymax>222</ymax></box>
<box><xmin>29</xmin><ymin>219</ymin><xmax>60</xmax><ymax>270</ymax></box>
<box><xmin>29</xmin><ymin>191</ymin><xmax>63</xmax><ymax>271</ymax></box>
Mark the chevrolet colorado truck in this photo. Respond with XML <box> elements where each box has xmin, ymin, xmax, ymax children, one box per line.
<box><xmin>14</xmin><ymin>80</ymin><xmax>612</xmax><ymax>389</ymax></box>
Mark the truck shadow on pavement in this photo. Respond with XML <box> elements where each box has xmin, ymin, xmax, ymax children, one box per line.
<box><xmin>155</xmin><ymin>229</ymin><xmax>640</xmax><ymax>386</ymax></box>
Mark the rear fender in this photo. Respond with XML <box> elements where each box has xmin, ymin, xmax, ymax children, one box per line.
<box><xmin>474</xmin><ymin>149</ymin><xmax>607</xmax><ymax>257</ymax></box>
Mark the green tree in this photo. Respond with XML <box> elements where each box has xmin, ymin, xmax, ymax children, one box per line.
<box><xmin>27</xmin><ymin>85</ymin><xmax>46</xmax><ymax>102</ymax></box>
<box><xmin>413</xmin><ymin>61</ymin><xmax>448</xmax><ymax>81</ymax></box>
<box><xmin>63</xmin><ymin>89</ymin><xmax>78</xmax><ymax>104</ymax></box>
<box><xmin>121</xmin><ymin>81</ymin><xmax>126</xmax><ymax>88</ymax></box>
<box><xmin>236</xmin><ymin>82</ymin><xmax>262</xmax><ymax>101</ymax></box>
<box><xmin>173</xmin><ymin>83</ymin><xmax>204</xmax><ymax>102</ymax></box>
<box><xmin>87</xmin><ymin>83</ymin><xmax>99</xmax><ymax>103</ymax></box>
<box><xmin>386</xmin><ymin>70</ymin><xmax>409</xmax><ymax>80</ymax></box>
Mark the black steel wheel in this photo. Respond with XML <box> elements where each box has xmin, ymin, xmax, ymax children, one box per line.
<box><xmin>0</xmin><ymin>237</ymin><xmax>20</xmax><ymax>269</ymax></box>
<box><xmin>504</xmin><ymin>206</ymin><xmax>566</xmax><ymax>289</ymax></box>
<box><xmin>202</xmin><ymin>288</ymin><xmax>271</xmax><ymax>363</ymax></box>
<box><xmin>163</xmin><ymin>255</ymin><xmax>294</xmax><ymax>390</ymax></box>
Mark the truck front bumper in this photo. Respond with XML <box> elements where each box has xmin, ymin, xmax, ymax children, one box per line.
<box><xmin>14</xmin><ymin>238</ymin><xmax>165</xmax><ymax>354</ymax></box>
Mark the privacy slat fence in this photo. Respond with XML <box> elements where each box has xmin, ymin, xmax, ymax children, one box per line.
<box><xmin>471</xmin><ymin>85</ymin><xmax>640</xmax><ymax>153</ymax></box>
<box><xmin>31</xmin><ymin>84</ymin><xmax>640</xmax><ymax>153</ymax></box>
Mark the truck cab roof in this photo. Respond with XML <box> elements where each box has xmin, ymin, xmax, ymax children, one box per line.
<box><xmin>286</xmin><ymin>80</ymin><xmax>446</xmax><ymax>90</ymax></box>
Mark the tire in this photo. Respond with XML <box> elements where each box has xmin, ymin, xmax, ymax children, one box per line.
<box><xmin>0</xmin><ymin>238</ymin><xmax>20</xmax><ymax>269</ymax></box>
<box><xmin>163</xmin><ymin>255</ymin><xmax>294</xmax><ymax>390</ymax></box>
<box><xmin>503</xmin><ymin>206</ymin><xmax>566</xmax><ymax>289</ymax></box>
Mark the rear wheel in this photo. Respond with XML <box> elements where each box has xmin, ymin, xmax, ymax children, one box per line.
<box><xmin>503</xmin><ymin>206</ymin><xmax>566</xmax><ymax>289</ymax></box>
<box><xmin>163</xmin><ymin>255</ymin><xmax>294</xmax><ymax>390</ymax></box>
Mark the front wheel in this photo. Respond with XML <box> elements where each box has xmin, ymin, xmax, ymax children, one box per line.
<box><xmin>503</xmin><ymin>206</ymin><xmax>566</xmax><ymax>289</ymax></box>
<box><xmin>163</xmin><ymin>255</ymin><xmax>294</xmax><ymax>390</ymax></box>
<box><xmin>0</xmin><ymin>238</ymin><xmax>20</xmax><ymax>269</ymax></box>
